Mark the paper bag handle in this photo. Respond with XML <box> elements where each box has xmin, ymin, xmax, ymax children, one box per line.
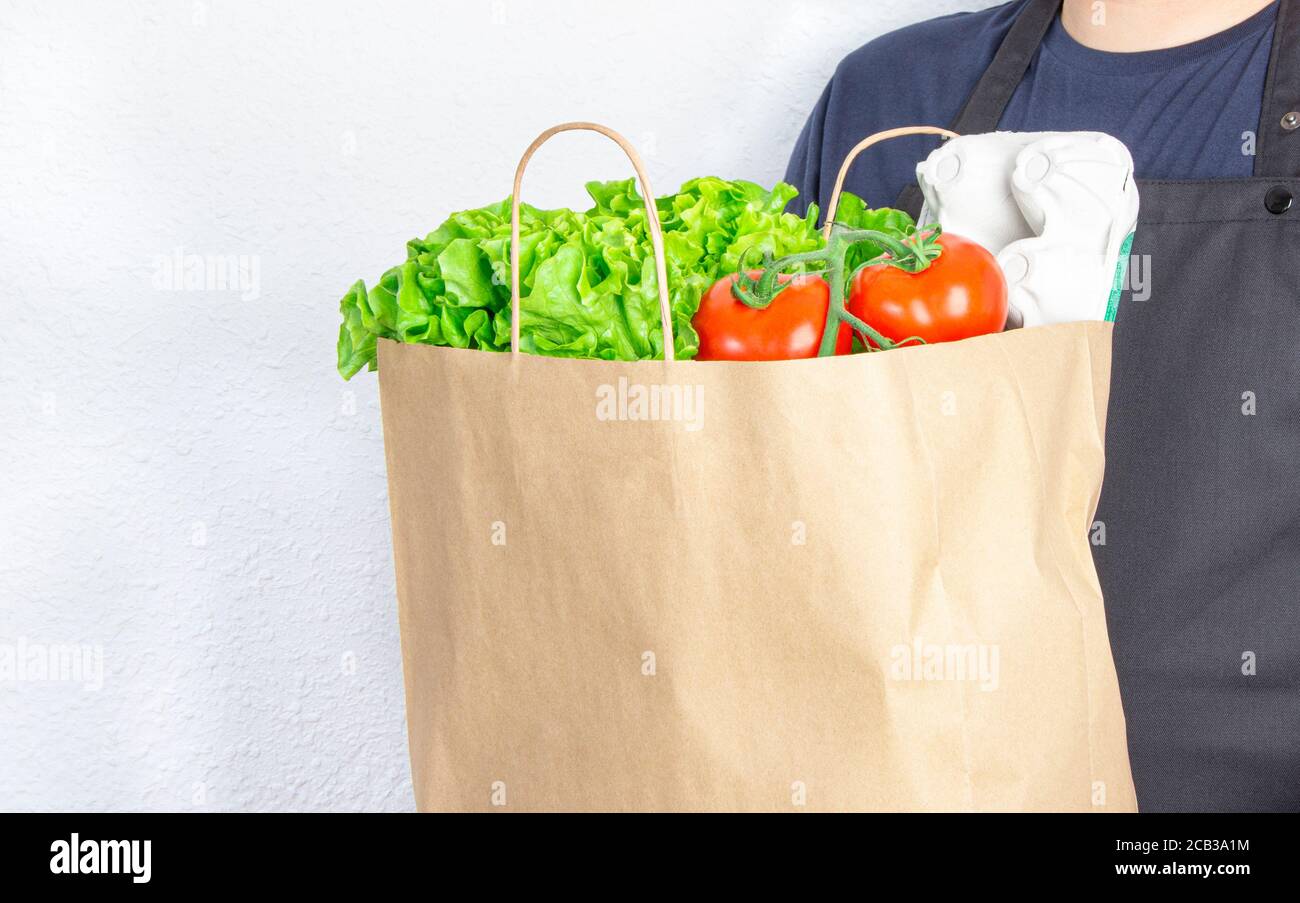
<box><xmin>821</xmin><ymin>126</ymin><xmax>959</xmax><ymax>241</ymax></box>
<box><xmin>510</xmin><ymin>122</ymin><xmax>676</xmax><ymax>361</ymax></box>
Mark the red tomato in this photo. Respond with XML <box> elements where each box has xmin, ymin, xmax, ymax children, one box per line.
<box><xmin>847</xmin><ymin>233</ymin><xmax>1008</xmax><ymax>346</ymax></box>
<box><xmin>693</xmin><ymin>271</ymin><xmax>852</xmax><ymax>361</ymax></box>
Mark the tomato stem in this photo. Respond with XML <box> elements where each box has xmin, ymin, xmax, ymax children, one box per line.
<box><xmin>731</xmin><ymin>250</ymin><xmax>831</xmax><ymax>309</ymax></box>
<box><xmin>838</xmin><ymin>308</ymin><xmax>896</xmax><ymax>350</ymax></box>
<box><xmin>820</xmin><ymin>228</ymin><xmax>852</xmax><ymax>357</ymax></box>
<box><xmin>817</xmin><ymin>223</ymin><xmax>943</xmax><ymax>355</ymax></box>
<box><xmin>741</xmin><ymin>222</ymin><xmax>943</xmax><ymax>356</ymax></box>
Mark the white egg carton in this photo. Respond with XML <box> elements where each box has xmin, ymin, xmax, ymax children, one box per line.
<box><xmin>916</xmin><ymin>131</ymin><xmax>1138</xmax><ymax>327</ymax></box>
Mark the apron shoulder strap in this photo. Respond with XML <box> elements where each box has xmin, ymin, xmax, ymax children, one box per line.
<box><xmin>950</xmin><ymin>0</ymin><xmax>1062</xmax><ymax>135</ymax></box>
<box><xmin>896</xmin><ymin>0</ymin><xmax>1061</xmax><ymax>215</ymax></box>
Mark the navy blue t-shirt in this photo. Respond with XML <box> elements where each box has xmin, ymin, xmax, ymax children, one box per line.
<box><xmin>784</xmin><ymin>0</ymin><xmax>1277</xmax><ymax>220</ymax></box>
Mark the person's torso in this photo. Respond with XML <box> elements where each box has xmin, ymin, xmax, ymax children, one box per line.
<box><xmin>792</xmin><ymin>0</ymin><xmax>1300</xmax><ymax>812</ymax></box>
<box><xmin>999</xmin><ymin>6</ymin><xmax>1276</xmax><ymax>179</ymax></box>
<box><xmin>792</xmin><ymin>0</ymin><xmax>1278</xmax><ymax>214</ymax></box>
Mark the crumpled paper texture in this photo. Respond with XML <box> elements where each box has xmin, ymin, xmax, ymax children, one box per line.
<box><xmin>378</xmin><ymin>321</ymin><xmax>1135</xmax><ymax>811</ymax></box>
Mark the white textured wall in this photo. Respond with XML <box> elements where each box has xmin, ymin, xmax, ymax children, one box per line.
<box><xmin>0</xmin><ymin>0</ymin><xmax>981</xmax><ymax>811</ymax></box>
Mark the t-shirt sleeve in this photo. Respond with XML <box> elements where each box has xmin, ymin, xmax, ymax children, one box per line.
<box><xmin>784</xmin><ymin>79</ymin><xmax>832</xmax><ymax>219</ymax></box>
<box><xmin>780</xmin><ymin>2</ymin><xmax>1023</xmax><ymax>223</ymax></box>
<box><xmin>783</xmin><ymin>40</ymin><xmax>965</xmax><ymax>225</ymax></box>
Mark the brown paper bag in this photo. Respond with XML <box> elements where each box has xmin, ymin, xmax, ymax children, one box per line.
<box><xmin>378</xmin><ymin>123</ymin><xmax>1137</xmax><ymax>812</ymax></box>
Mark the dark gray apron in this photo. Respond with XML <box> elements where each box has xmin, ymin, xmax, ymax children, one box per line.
<box><xmin>899</xmin><ymin>0</ymin><xmax>1300</xmax><ymax>811</ymax></box>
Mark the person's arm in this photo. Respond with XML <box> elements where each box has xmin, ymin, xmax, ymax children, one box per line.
<box><xmin>780</xmin><ymin>4</ymin><xmax>1017</xmax><ymax>224</ymax></box>
<box><xmin>783</xmin><ymin>80</ymin><xmax>832</xmax><ymax>219</ymax></box>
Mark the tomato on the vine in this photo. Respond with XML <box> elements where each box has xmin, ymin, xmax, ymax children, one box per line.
<box><xmin>847</xmin><ymin>233</ymin><xmax>1008</xmax><ymax>346</ymax></box>
<box><xmin>694</xmin><ymin>271</ymin><xmax>852</xmax><ymax>361</ymax></box>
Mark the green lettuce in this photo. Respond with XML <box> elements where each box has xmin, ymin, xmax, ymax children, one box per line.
<box><xmin>337</xmin><ymin>179</ymin><xmax>912</xmax><ymax>378</ymax></box>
